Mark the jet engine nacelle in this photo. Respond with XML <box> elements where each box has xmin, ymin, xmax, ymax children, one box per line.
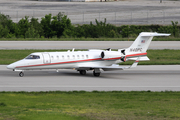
<box><xmin>101</xmin><ymin>51</ymin><xmax>126</xmax><ymax>62</ymax></box>
<box><xmin>100</xmin><ymin>51</ymin><xmax>121</xmax><ymax>59</ymax></box>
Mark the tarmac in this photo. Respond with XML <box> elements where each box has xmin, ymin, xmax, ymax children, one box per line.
<box><xmin>1</xmin><ymin>65</ymin><xmax>180</xmax><ymax>91</ymax></box>
<box><xmin>0</xmin><ymin>41</ymin><xmax>180</xmax><ymax>50</ymax></box>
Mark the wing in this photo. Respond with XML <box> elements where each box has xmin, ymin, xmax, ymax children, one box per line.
<box><xmin>76</xmin><ymin>65</ymin><xmax>123</xmax><ymax>71</ymax></box>
<box><xmin>76</xmin><ymin>59</ymin><xmax>139</xmax><ymax>71</ymax></box>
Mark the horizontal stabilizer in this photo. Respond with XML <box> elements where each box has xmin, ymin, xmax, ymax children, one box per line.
<box><xmin>140</xmin><ymin>32</ymin><xmax>170</xmax><ymax>37</ymax></box>
<box><xmin>127</xmin><ymin>56</ymin><xmax>150</xmax><ymax>61</ymax></box>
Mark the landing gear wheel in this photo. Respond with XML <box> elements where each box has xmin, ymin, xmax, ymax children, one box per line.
<box><xmin>19</xmin><ymin>72</ymin><xmax>24</xmax><ymax>77</ymax></box>
<box><xmin>79</xmin><ymin>70</ymin><xmax>86</xmax><ymax>75</ymax></box>
<box><xmin>93</xmin><ymin>71</ymin><xmax>100</xmax><ymax>77</ymax></box>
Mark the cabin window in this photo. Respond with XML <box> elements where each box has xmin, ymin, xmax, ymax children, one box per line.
<box><xmin>25</xmin><ymin>55</ymin><xmax>40</xmax><ymax>59</ymax></box>
<box><xmin>57</xmin><ymin>56</ymin><xmax>59</xmax><ymax>59</ymax></box>
<box><xmin>62</xmin><ymin>55</ymin><xmax>64</xmax><ymax>59</ymax></box>
<box><xmin>51</xmin><ymin>56</ymin><xmax>54</xmax><ymax>59</ymax></box>
<box><xmin>82</xmin><ymin>55</ymin><xmax>84</xmax><ymax>59</ymax></box>
<box><xmin>86</xmin><ymin>55</ymin><xmax>88</xmax><ymax>59</ymax></box>
<box><xmin>77</xmin><ymin>55</ymin><xmax>80</xmax><ymax>59</ymax></box>
<box><xmin>73</xmin><ymin>55</ymin><xmax>75</xmax><ymax>59</ymax></box>
<box><xmin>67</xmin><ymin>55</ymin><xmax>70</xmax><ymax>59</ymax></box>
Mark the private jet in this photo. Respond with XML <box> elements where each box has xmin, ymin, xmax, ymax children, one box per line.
<box><xmin>7</xmin><ymin>32</ymin><xmax>170</xmax><ymax>77</ymax></box>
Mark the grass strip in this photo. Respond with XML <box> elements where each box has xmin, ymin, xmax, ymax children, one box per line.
<box><xmin>0</xmin><ymin>37</ymin><xmax>179</xmax><ymax>41</ymax></box>
<box><xmin>0</xmin><ymin>49</ymin><xmax>180</xmax><ymax>65</ymax></box>
<box><xmin>0</xmin><ymin>91</ymin><xmax>180</xmax><ymax>120</ymax></box>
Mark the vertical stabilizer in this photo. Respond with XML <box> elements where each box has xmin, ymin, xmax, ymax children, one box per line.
<box><xmin>126</xmin><ymin>32</ymin><xmax>170</xmax><ymax>55</ymax></box>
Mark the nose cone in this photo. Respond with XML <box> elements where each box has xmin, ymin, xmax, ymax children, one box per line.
<box><xmin>7</xmin><ymin>64</ymin><xmax>15</xmax><ymax>69</ymax></box>
<box><xmin>7</xmin><ymin>59</ymin><xmax>26</xmax><ymax>70</ymax></box>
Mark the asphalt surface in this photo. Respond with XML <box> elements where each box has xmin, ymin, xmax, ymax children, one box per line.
<box><xmin>0</xmin><ymin>41</ymin><xmax>180</xmax><ymax>50</ymax></box>
<box><xmin>1</xmin><ymin>65</ymin><xmax>180</xmax><ymax>91</ymax></box>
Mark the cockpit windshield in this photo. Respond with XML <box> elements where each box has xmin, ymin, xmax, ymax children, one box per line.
<box><xmin>25</xmin><ymin>55</ymin><xmax>40</xmax><ymax>59</ymax></box>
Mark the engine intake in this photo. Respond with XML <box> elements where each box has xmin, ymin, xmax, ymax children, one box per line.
<box><xmin>101</xmin><ymin>51</ymin><xmax>105</xmax><ymax>59</ymax></box>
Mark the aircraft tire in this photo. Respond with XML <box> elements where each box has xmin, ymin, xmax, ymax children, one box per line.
<box><xmin>93</xmin><ymin>71</ymin><xmax>100</xmax><ymax>77</ymax></box>
<box><xmin>80</xmin><ymin>70</ymin><xmax>86</xmax><ymax>75</ymax></box>
<box><xmin>19</xmin><ymin>72</ymin><xmax>24</xmax><ymax>77</ymax></box>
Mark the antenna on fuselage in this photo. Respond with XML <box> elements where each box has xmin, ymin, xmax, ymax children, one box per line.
<box><xmin>72</xmin><ymin>48</ymin><xmax>75</xmax><ymax>52</ymax></box>
<box><xmin>106</xmin><ymin>48</ymin><xmax>111</xmax><ymax>51</ymax></box>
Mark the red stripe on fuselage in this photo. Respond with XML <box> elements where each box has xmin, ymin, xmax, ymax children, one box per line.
<box><xmin>126</xmin><ymin>52</ymin><xmax>147</xmax><ymax>57</ymax></box>
<box><xmin>15</xmin><ymin>58</ymin><xmax>102</xmax><ymax>68</ymax></box>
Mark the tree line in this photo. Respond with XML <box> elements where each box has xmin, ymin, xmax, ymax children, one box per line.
<box><xmin>0</xmin><ymin>12</ymin><xmax>179</xmax><ymax>38</ymax></box>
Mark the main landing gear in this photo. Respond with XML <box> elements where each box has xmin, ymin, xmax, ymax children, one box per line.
<box><xmin>93</xmin><ymin>71</ymin><xmax>100</xmax><ymax>77</ymax></box>
<box><xmin>79</xmin><ymin>69</ymin><xmax>101</xmax><ymax>77</ymax></box>
<box><xmin>93</xmin><ymin>69</ymin><xmax>101</xmax><ymax>77</ymax></box>
<box><xmin>19</xmin><ymin>72</ymin><xmax>24</xmax><ymax>77</ymax></box>
<box><xmin>79</xmin><ymin>70</ymin><xmax>86</xmax><ymax>75</ymax></box>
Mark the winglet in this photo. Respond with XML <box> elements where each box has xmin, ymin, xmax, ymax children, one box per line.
<box><xmin>130</xmin><ymin>57</ymin><xmax>140</xmax><ymax>68</ymax></box>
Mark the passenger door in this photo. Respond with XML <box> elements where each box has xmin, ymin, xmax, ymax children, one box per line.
<box><xmin>42</xmin><ymin>53</ymin><xmax>51</xmax><ymax>64</ymax></box>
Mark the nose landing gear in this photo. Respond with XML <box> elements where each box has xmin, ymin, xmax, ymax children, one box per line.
<box><xmin>19</xmin><ymin>72</ymin><xmax>24</xmax><ymax>77</ymax></box>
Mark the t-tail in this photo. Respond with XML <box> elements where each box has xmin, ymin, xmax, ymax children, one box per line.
<box><xmin>124</xmin><ymin>32</ymin><xmax>170</xmax><ymax>62</ymax></box>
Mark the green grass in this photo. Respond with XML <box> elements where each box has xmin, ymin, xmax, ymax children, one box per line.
<box><xmin>1</xmin><ymin>49</ymin><xmax>180</xmax><ymax>65</ymax></box>
<box><xmin>0</xmin><ymin>37</ymin><xmax>179</xmax><ymax>41</ymax></box>
<box><xmin>0</xmin><ymin>91</ymin><xmax>180</xmax><ymax>120</ymax></box>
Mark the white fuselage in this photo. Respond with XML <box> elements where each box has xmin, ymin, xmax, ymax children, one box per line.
<box><xmin>7</xmin><ymin>50</ymin><xmax>123</xmax><ymax>71</ymax></box>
